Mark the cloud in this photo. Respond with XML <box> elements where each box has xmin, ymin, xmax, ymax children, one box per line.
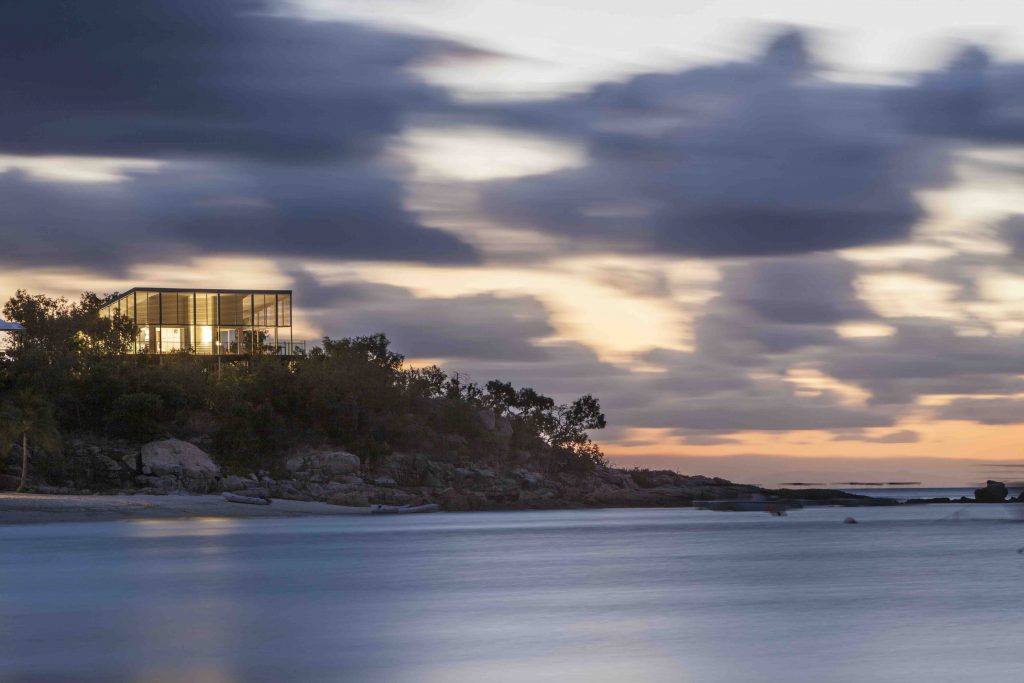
<box><xmin>718</xmin><ymin>256</ymin><xmax>873</xmax><ymax>325</ymax></box>
<box><xmin>624</xmin><ymin>384</ymin><xmax>894</xmax><ymax>433</ymax></box>
<box><xmin>898</xmin><ymin>46</ymin><xmax>1024</xmax><ymax>144</ymax></box>
<box><xmin>0</xmin><ymin>0</ymin><xmax>482</xmax><ymax>162</ymax></box>
<box><xmin>479</xmin><ymin>31</ymin><xmax>946</xmax><ymax>258</ymax></box>
<box><xmin>292</xmin><ymin>271</ymin><xmax>555</xmax><ymax>361</ymax></box>
<box><xmin>0</xmin><ymin>0</ymin><xmax>483</xmax><ymax>271</ymax></box>
<box><xmin>693</xmin><ymin>255</ymin><xmax>869</xmax><ymax>362</ymax></box>
<box><xmin>832</xmin><ymin>429</ymin><xmax>920</xmax><ymax>443</ymax></box>
<box><xmin>820</xmin><ymin>318</ymin><xmax>1024</xmax><ymax>405</ymax></box>
<box><xmin>1000</xmin><ymin>214</ymin><xmax>1024</xmax><ymax>258</ymax></box>
<box><xmin>0</xmin><ymin>163</ymin><xmax>478</xmax><ymax>271</ymax></box>
<box><xmin>934</xmin><ymin>397</ymin><xmax>1024</xmax><ymax>425</ymax></box>
<box><xmin>679</xmin><ymin>435</ymin><xmax>741</xmax><ymax>446</ymax></box>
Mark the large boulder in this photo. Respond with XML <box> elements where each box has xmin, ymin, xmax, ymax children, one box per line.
<box><xmin>140</xmin><ymin>439</ymin><xmax>220</xmax><ymax>493</ymax></box>
<box><xmin>974</xmin><ymin>480</ymin><xmax>1008</xmax><ymax>503</ymax></box>
<box><xmin>285</xmin><ymin>450</ymin><xmax>361</xmax><ymax>480</ymax></box>
<box><xmin>221</xmin><ymin>474</ymin><xmax>258</xmax><ymax>492</ymax></box>
<box><xmin>386</xmin><ymin>453</ymin><xmax>447</xmax><ymax>488</ymax></box>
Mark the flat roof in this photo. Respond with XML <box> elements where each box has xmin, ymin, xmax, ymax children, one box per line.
<box><xmin>102</xmin><ymin>287</ymin><xmax>292</xmax><ymax>306</ymax></box>
<box><xmin>0</xmin><ymin>320</ymin><xmax>25</xmax><ymax>331</ymax></box>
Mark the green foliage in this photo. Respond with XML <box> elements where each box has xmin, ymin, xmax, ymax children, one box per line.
<box><xmin>0</xmin><ymin>389</ymin><xmax>62</xmax><ymax>490</ymax></box>
<box><xmin>1</xmin><ymin>290</ymin><xmax>609</xmax><ymax>478</ymax></box>
<box><xmin>106</xmin><ymin>392</ymin><xmax>164</xmax><ymax>442</ymax></box>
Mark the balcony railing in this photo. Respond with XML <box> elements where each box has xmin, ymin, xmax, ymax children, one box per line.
<box><xmin>139</xmin><ymin>340</ymin><xmax>306</xmax><ymax>356</ymax></box>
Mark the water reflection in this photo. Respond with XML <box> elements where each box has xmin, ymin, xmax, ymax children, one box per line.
<box><xmin>2</xmin><ymin>507</ymin><xmax>1023</xmax><ymax>682</ymax></box>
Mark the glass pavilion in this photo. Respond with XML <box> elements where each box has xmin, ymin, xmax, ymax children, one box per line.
<box><xmin>99</xmin><ymin>288</ymin><xmax>301</xmax><ymax>355</ymax></box>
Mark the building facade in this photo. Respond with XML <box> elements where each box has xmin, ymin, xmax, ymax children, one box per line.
<box><xmin>98</xmin><ymin>288</ymin><xmax>301</xmax><ymax>355</ymax></box>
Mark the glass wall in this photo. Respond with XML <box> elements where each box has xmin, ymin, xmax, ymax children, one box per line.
<box><xmin>98</xmin><ymin>289</ymin><xmax>297</xmax><ymax>356</ymax></box>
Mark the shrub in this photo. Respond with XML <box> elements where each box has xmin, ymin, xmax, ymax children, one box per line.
<box><xmin>106</xmin><ymin>392</ymin><xmax>163</xmax><ymax>442</ymax></box>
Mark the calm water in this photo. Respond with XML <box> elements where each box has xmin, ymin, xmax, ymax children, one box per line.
<box><xmin>843</xmin><ymin>487</ymin><xmax>1024</xmax><ymax>501</ymax></box>
<box><xmin>2</xmin><ymin>506</ymin><xmax>1023</xmax><ymax>682</ymax></box>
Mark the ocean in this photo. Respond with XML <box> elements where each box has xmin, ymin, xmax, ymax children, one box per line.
<box><xmin>2</xmin><ymin>504</ymin><xmax>1023</xmax><ymax>682</ymax></box>
<box><xmin>843</xmin><ymin>486</ymin><xmax>1024</xmax><ymax>501</ymax></box>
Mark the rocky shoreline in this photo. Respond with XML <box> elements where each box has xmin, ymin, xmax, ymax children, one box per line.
<box><xmin>4</xmin><ymin>437</ymin><xmax>1021</xmax><ymax>514</ymax></box>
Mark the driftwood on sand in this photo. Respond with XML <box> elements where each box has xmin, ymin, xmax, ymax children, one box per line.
<box><xmin>222</xmin><ymin>492</ymin><xmax>271</xmax><ymax>506</ymax></box>
<box><xmin>370</xmin><ymin>503</ymin><xmax>441</xmax><ymax>514</ymax></box>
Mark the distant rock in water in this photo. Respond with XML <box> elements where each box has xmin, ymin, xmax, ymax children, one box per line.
<box><xmin>843</xmin><ymin>517</ymin><xmax>858</xmax><ymax>524</ymax></box>
<box><xmin>974</xmin><ymin>480</ymin><xmax>1008</xmax><ymax>503</ymax></box>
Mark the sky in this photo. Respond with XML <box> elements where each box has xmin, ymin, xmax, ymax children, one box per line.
<box><xmin>3</xmin><ymin>0</ymin><xmax>1024</xmax><ymax>486</ymax></box>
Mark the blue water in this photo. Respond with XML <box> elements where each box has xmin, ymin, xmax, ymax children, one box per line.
<box><xmin>2</xmin><ymin>506</ymin><xmax>1023</xmax><ymax>682</ymax></box>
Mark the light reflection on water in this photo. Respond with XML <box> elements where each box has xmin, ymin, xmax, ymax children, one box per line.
<box><xmin>1</xmin><ymin>506</ymin><xmax>1023</xmax><ymax>682</ymax></box>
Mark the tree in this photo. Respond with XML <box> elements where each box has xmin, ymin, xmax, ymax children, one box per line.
<box><xmin>0</xmin><ymin>391</ymin><xmax>61</xmax><ymax>493</ymax></box>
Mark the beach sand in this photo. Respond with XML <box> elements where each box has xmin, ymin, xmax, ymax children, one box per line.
<box><xmin>0</xmin><ymin>493</ymin><xmax>370</xmax><ymax>525</ymax></box>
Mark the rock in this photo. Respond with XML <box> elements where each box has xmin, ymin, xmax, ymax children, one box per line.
<box><xmin>267</xmin><ymin>480</ymin><xmax>309</xmax><ymax>501</ymax></box>
<box><xmin>477</xmin><ymin>409</ymin><xmax>496</xmax><ymax>431</ymax></box>
<box><xmin>513</xmin><ymin>469</ymin><xmax>546</xmax><ymax>490</ymax></box>
<box><xmin>494</xmin><ymin>416</ymin><xmax>514</xmax><ymax>437</ymax></box>
<box><xmin>134</xmin><ymin>474</ymin><xmax>179</xmax><ymax>492</ymax></box>
<box><xmin>94</xmin><ymin>455</ymin><xmax>122</xmax><ymax>473</ymax></box>
<box><xmin>366</xmin><ymin>487</ymin><xmax>418</xmax><ymax>506</ymax></box>
<box><xmin>121</xmin><ymin>453</ymin><xmax>140</xmax><ymax>473</ymax></box>
<box><xmin>974</xmin><ymin>480</ymin><xmax>1008</xmax><ymax>503</ymax></box>
<box><xmin>139</xmin><ymin>439</ymin><xmax>220</xmax><ymax>493</ymax></box>
<box><xmin>221</xmin><ymin>475</ymin><xmax>256</xmax><ymax>492</ymax></box>
<box><xmin>328</xmin><ymin>491</ymin><xmax>369</xmax><ymax>507</ymax></box>
<box><xmin>843</xmin><ymin>517</ymin><xmax>858</xmax><ymax>524</ymax></box>
<box><xmin>323</xmin><ymin>481</ymin><xmax>346</xmax><ymax>496</ymax></box>
<box><xmin>141</xmin><ymin>439</ymin><xmax>220</xmax><ymax>479</ymax></box>
<box><xmin>235</xmin><ymin>487</ymin><xmax>271</xmax><ymax>499</ymax></box>
<box><xmin>285</xmin><ymin>450</ymin><xmax>361</xmax><ymax>479</ymax></box>
<box><xmin>386</xmin><ymin>453</ymin><xmax>444</xmax><ymax>488</ymax></box>
<box><xmin>598</xmin><ymin>468</ymin><xmax>638</xmax><ymax>490</ymax></box>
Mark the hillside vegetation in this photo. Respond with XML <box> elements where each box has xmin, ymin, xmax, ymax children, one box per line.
<box><xmin>0</xmin><ymin>290</ymin><xmax>607</xmax><ymax>488</ymax></box>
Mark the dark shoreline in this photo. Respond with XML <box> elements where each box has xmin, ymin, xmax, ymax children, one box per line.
<box><xmin>8</xmin><ymin>438</ymin><xmax>1022</xmax><ymax>516</ymax></box>
<box><xmin>3</xmin><ymin>488</ymin><xmax>1021</xmax><ymax>526</ymax></box>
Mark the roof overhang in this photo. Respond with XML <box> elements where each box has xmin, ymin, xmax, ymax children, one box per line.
<box><xmin>0</xmin><ymin>320</ymin><xmax>25</xmax><ymax>331</ymax></box>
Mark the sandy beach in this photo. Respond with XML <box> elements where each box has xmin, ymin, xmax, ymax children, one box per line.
<box><xmin>0</xmin><ymin>493</ymin><xmax>370</xmax><ymax>525</ymax></box>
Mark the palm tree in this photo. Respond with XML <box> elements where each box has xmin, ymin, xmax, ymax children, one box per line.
<box><xmin>0</xmin><ymin>391</ymin><xmax>60</xmax><ymax>493</ymax></box>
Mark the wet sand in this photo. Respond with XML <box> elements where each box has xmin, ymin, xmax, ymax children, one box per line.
<box><xmin>0</xmin><ymin>493</ymin><xmax>370</xmax><ymax>524</ymax></box>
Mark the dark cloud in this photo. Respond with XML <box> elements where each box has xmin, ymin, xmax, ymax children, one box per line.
<box><xmin>615</xmin><ymin>251</ymin><xmax>1024</xmax><ymax>436</ymax></box>
<box><xmin>680</xmin><ymin>435</ymin><xmax>741</xmax><ymax>446</ymax></box>
<box><xmin>1000</xmin><ymin>215</ymin><xmax>1024</xmax><ymax>258</ymax></box>
<box><xmin>934</xmin><ymin>397</ymin><xmax>1024</xmax><ymax>425</ymax></box>
<box><xmin>0</xmin><ymin>163</ymin><xmax>478</xmax><ymax>271</ymax></box>
<box><xmin>898</xmin><ymin>46</ymin><xmax>1024</xmax><ymax>144</ymax></box>
<box><xmin>0</xmin><ymin>0</ymin><xmax>482</xmax><ymax>270</ymax></box>
<box><xmin>718</xmin><ymin>256</ymin><xmax>872</xmax><ymax>325</ymax></box>
<box><xmin>0</xmin><ymin>0</ymin><xmax>480</xmax><ymax>162</ymax></box>
<box><xmin>691</xmin><ymin>255</ymin><xmax>870</xmax><ymax>362</ymax></box>
<box><xmin>640</xmin><ymin>348</ymin><xmax>752</xmax><ymax>395</ymax></box>
<box><xmin>292</xmin><ymin>272</ymin><xmax>554</xmax><ymax>361</ymax></box>
<box><xmin>832</xmin><ymin>429</ymin><xmax>920</xmax><ymax>444</ymax></box>
<box><xmin>622</xmin><ymin>384</ymin><xmax>893</xmax><ymax>433</ymax></box>
<box><xmin>820</xmin><ymin>318</ymin><xmax>1024</xmax><ymax>405</ymax></box>
<box><xmin>479</xmin><ymin>31</ymin><xmax>945</xmax><ymax>258</ymax></box>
